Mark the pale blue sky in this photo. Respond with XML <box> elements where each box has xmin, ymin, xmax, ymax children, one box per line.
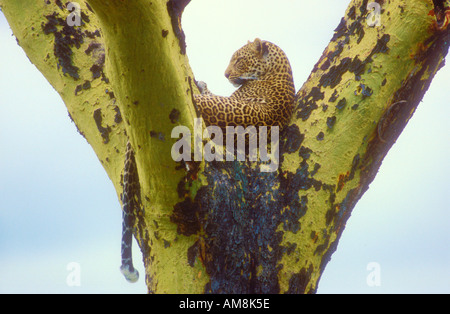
<box><xmin>0</xmin><ymin>0</ymin><xmax>448</xmax><ymax>293</ymax></box>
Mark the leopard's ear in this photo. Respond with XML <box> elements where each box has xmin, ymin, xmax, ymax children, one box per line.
<box><xmin>253</xmin><ymin>38</ymin><xmax>269</xmax><ymax>59</ymax></box>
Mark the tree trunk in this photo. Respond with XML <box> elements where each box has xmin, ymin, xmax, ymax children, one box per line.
<box><xmin>1</xmin><ymin>0</ymin><xmax>448</xmax><ymax>293</ymax></box>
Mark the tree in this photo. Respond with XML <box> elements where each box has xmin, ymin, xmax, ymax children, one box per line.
<box><xmin>0</xmin><ymin>0</ymin><xmax>448</xmax><ymax>293</ymax></box>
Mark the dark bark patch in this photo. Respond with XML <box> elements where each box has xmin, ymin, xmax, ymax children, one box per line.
<box><xmin>171</xmin><ymin>197</ymin><xmax>202</xmax><ymax>237</ymax></box>
<box><xmin>42</xmin><ymin>12</ymin><xmax>83</xmax><ymax>80</ymax></box>
<box><xmin>286</xmin><ymin>264</ymin><xmax>315</xmax><ymax>294</ymax></box>
<box><xmin>42</xmin><ymin>7</ymin><xmax>101</xmax><ymax>81</ymax></box>
<box><xmin>371</xmin><ymin>34</ymin><xmax>390</xmax><ymax>55</ymax></box>
<box><xmin>74</xmin><ymin>80</ymin><xmax>91</xmax><ymax>95</ymax></box>
<box><xmin>316</xmin><ymin>132</ymin><xmax>325</xmax><ymax>141</ymax></box>
<box><xmin>169</xmin><ymin>109</ymin><xmax>181</xmax><ymax>124</ymax></box>
<box><xmin>280</xmin><ymin>124</ymin><xmax>304</xmax><ymax>154</ymax></box>
<box><xmin>295</xmin><ymin>86</ymin><xmax>323</xmax><ymax>121</ymax></box>
<box><xmin>166</xmin><ymin>0</ymin><xmax>190</xmax><ymax>54</ymax></box>
<box><xmin>328</xmin><ymin>90</ymin><xmax>339</xmax><ymax>102</ymax></box>
<box><xmin>319</xmin><ymin>57</ymin><xmax>352</xmax><ymax>88</ymax></box>
<box><xmin>327</xmin><ymin>116</ymin><xmax>336</xmax><ymax>129</ymax></box>
<box><xmin>93</xmin><ymin>108</ymin><xmax>111</xmax><ymax>144</ymax></box>
<box><xmin>331</xmin><ymin>18</ymin><xmax>347</xmax><ymax>42</ymax></box>
<box><xmin>114</xmin><ymin>106</ymin><xmax>122</xmax><ymax>124</ymax></box>
<box><xmin>172</xmin><ymin>161</ymin><xmax>286</xmax><ymax>293</ymax></box>
<box><xmin>336</xmin><ymin>97</ymin><xmax>347</xmax><ymax>110</ymax></box>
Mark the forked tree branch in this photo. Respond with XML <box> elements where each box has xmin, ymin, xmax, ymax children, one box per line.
<box><xmin>0</xmin><ymin>0</ymin><xmax>448</xmax><ymax>293</ymax></box>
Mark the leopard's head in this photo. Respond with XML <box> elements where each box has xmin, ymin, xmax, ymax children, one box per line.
<box><xmin>224</xmin><ymin>38</ymin><xmax>271</xmax><ymax>87</ymax></box>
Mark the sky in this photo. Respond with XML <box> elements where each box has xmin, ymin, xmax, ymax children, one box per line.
<box><xmin>0</xmin><ymin>0</ymin><xmax>449</xmax><ymax>294</ymax></box>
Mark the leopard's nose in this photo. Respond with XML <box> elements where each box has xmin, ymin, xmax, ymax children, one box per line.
<box><xmin>225</xmin><ymin>71</ymin><xmax>230</xmax><ymax>79</ymax></box>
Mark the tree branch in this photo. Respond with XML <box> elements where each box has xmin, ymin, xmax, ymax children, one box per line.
<box><xmin>284</xmin><ymin>0</ymin><xmax>449</xmax><ymax>292</ymax></box>
<box><xmin>0</xmin><ymin>0</ymin><xmax>127</xmax><ymax>195</ymax></box>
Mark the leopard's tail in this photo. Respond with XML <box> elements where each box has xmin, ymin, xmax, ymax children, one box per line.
<box><xmin>120</xmin><ymin>141</ymin><xmax>139</xmax><ymax>283</ymax></box>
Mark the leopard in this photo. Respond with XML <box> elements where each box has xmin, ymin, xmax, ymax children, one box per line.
<box><xmin>119</xmin><ymin>38</ymin><xmax>295</xmax><ymax>283</ymax></box>
<box><xmin>194</xmin><ymin>38</ymin><xmax>295</xmax><ymax>132</ymax></box>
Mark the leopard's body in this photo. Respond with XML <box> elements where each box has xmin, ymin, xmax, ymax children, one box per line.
<box><xmin>194</xmin><ymin>38</ymin><xmax>295</xmax><ymax>131</ymax></box>
<box><xmin>119</xmin><ymin>39</ymin><xmax>295</xmax><ymax>283</ymax></box>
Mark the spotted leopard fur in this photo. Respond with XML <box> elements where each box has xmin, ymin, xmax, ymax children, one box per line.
<box><xmin>120</xmin><ymin>141</ymin><xmax>140</xmax><ymax>283</ymax></box>
<box><xmin>119</xmin><ymin>38</ymin><xmax>295</xmax><ymax>283</ymax></box>
<box><xmin>194</xmin><ymin>38</ymin><xmax>295</xmax><ymax>131</ymax></box>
